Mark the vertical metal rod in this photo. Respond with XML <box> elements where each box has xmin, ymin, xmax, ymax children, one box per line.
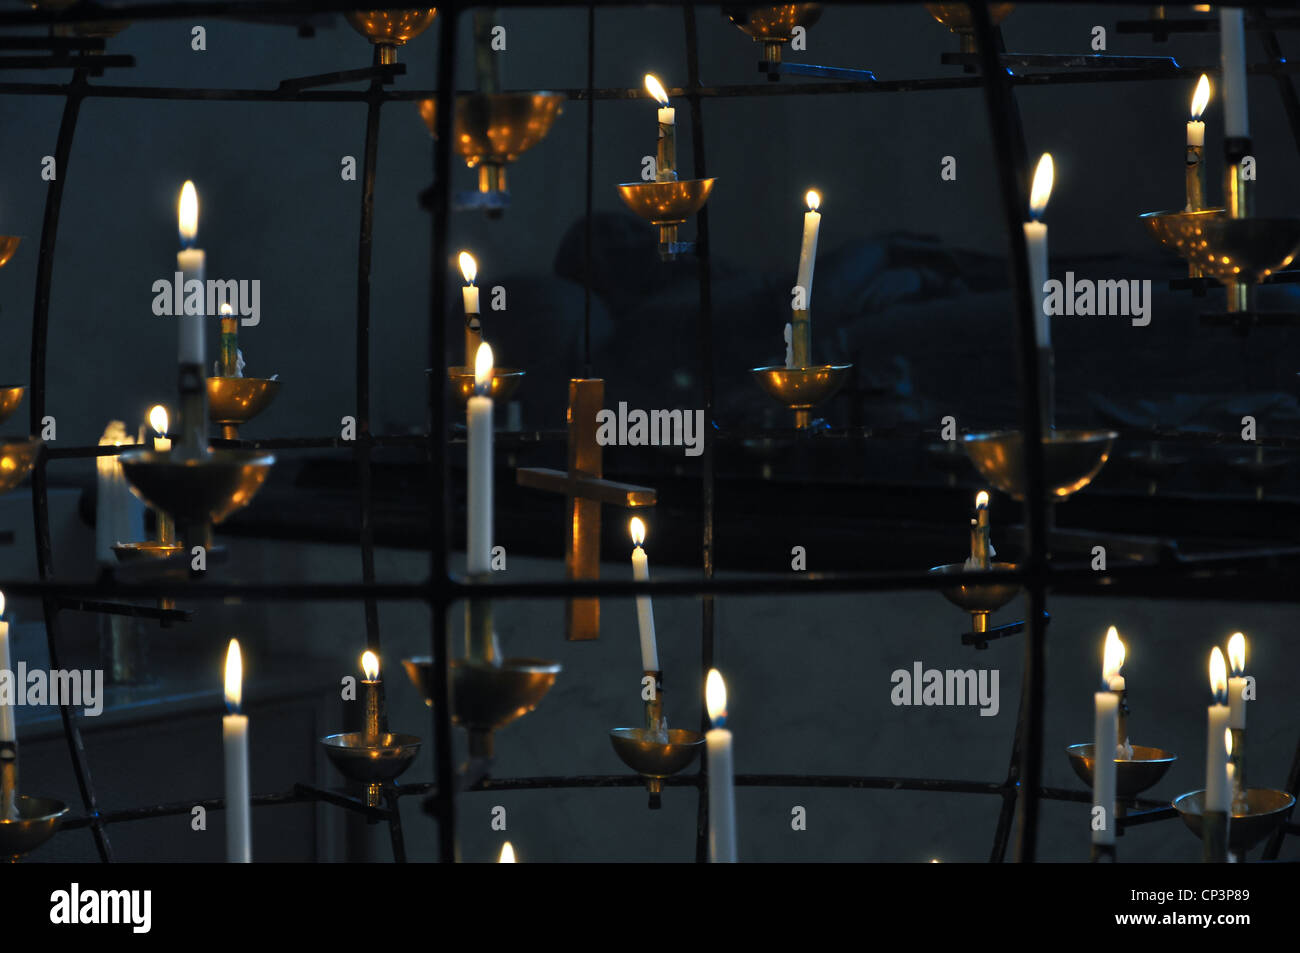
<box><xmin>582</xmin><ymin>2</ymin><xmax>595</xmax><ymax>378</ymax></box>
<box><xmin>27</xmin><ymin>70</ymin><xmax>112</xmax><ymax>863</ymax></box>
<box><xmin>384</xmin><ymin>789</ymin><xmax>407</xmax><ymax>862</ymax></box>
<box><xmin>683</xmin><ymin>2</ymin><xmax>716</xmax><ymax>865</ymax></box>
<box><xmin>1261</xmin><ymin>733</ymin><xmax>1300</xmax><ymax>860</ymax></box>
<box><xmin>429</xmin><ymin>3</ymin><xmax>460</xmax><ymax>865</ymax></box>
<box><xmin>989</xmin><ymin>663</ymin><xmax>1028</xmax><ymax>862</ymax></box>
<box><xmin>994</xmin><ymin>25</ymin><xmax>1029</xmax><ymax>209</ymax></box>
<box><xmin>970</xmin><ymin>1</ymin><xmax>1050</xmax><ymax>864</ymax></box>
<box><xmin>357</xmin><ymin>51</ymin><xmax>384</xmax><ymax>654</ymax></box>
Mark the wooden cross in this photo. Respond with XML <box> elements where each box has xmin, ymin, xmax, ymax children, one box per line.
<box><xmin>517</xmin><ymin>378</ymin><xmax>656</xmax><ymax>641</ymax></box>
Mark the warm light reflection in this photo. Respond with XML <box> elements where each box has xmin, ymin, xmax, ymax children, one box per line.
<box><xmin>361</xmin><ymin>650</ymin><xmax>380</xmax><ymax>681</ymax></box>
<box><xmin>805</xmin><ymin>189</ymin><xmax>821</xmax><ymax>212</ymax></box>
<box><xmin>1191</xmin><ymin>74</ymin><xmax>1211</xmax><ymax>120</ymax></box>
<box><xmin>0</xmin><ymin>592</ymin><xmax>6</xmax><ymax>617</ymax></box>
<box><xmin>225</xmin><ymin>639</ymin><xmax>243</xmax><ymax>713</ymax></box>
<box><xmin>458</xmin><ymin>251</ymin><xmax>477</xmax><ymax>285</ymax></box>
<box><xmin>706</xmin><ymin>668</ymin><xmax>728</xmax><ymax>726</ymax></box>
<box><xmin>474</xmin><ymin>342</ymin><xmax>494</xmax><ymax>390</ymax></box>
<box><xmin>1102</xmin><ymin>626</ymin><xmax>1126</xmax><ymax>684</ymax></box>
<box><xmin>149</xmin><ymin>404</ymin><xmax>169</xmax><ymax>436</ymax></box>
<box><xmin>1209</xmin><ymin>646</ymin><xmax>1227</xmax><ymax>702</ymax></box>
<box><xmin>1029</xmin><ymin>153</ymin><xmax>1054</xmax><ymax>219</ymax></box>
<box><xmin>1227</xmin><ymin>632</ymin><xmax>1245</xmax><ymax>676</ymax></box>
<box><xmin>975</xmin><ymin>490</ymin><xmax>989</xmax><ymax>510</ymax></box>
<box><xmin>178</xmin><ymin>180</ymin><xmax>199</xmax><ymax>245</ymax></box>
<box><xmin>629</xmin><ymin>516</ymin><xmax>646</xmax><ymax>547</ymax></box>
<box><xmin>644</xmin><ymin>74</ymin><xmax>670</xmax><ymax>106</ymax></box>
<box><xmin>499</xmin><ymin>841</ymin><xmax>516</xmax><ymax>863</ymax></box>
<box><xmin>1225</xmin><ymin>727</ymin><xmax>1233</xmax><ymax>757</ymax></box>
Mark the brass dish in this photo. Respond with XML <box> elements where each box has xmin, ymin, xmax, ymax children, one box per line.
<box><xmin>1194</xmin><ymin>217</ymin><xmax>1300</xmax><ymax>284</ymax></box>
<box><xmin>723</xmin><ymin>4</ymin><xmax>823</xmax><ymax>62</ymax></box>
<box><xmin>111</xmin><ymin>541</ymin><xmax>186</xmax><ymax>562</ymax></box>
<box><xmin>963</xmin><ymin>430</ymin><xmax>1116</xmax><ymax>500</ymax></box>
<box><xmin>417</xmin><ymin>93</ymin><xmax>564</xmax><ymax>193</ymax></box>
<box><xmin>207</xmin><ymin>377</ymin><xmax>281</xmax><ymax>439</ymax></box>
<box><xmin>0</xmin><ymin>237</ymin><xmax>19</xmax><ymax>270</ymax></box>
<box><xmin>1140</xmin><ymin>208</ymin><xmax>1224</xmax><ymax>267</ymax></box>
<box><xmin>1173</xmin><ymin>788</ymin><xmax>1295</xmax><ymax>853</ymax></box>
<box><xmin>0</xmin><ymin>795</ymin><xmax>68</xmax><ymax>861</ymax></box>
<box><xmin>751</xmin><ymin>364</ymin><xmax>852</xmax><ymax>429</ymax></box>
<box><xmin>118</xmin><ymin>449</ymin><xmax>274</xmax><ymax>527</ymax></box>
<box><xmin>609</xmin><ymin>727</ymin><xmax>705</xmax><ymax>779</ymax></box>
<box><xmin>617</xmin><ymin>178</ymin><xmax>716</xmax><ymax>226</ymax></box>
<box><xmin>446</xmin><ymin>366</ymin><xmax>525</xmax><ymax>407</ymax></box>
<box><xmin>0</xmin><ymin>439</ymin><xmax>41</xmax><ymax>495</ymax></box>
<box><xmin>346</xmin><ymin>8</ymin><xmax>437</xmax><ymax>64</ymax></box>
<box><xmin>0</xmin><ymin>387</ymin><xmax>24</xmax><ymax>426</ymax></box>
<box><xmin>925</xmin><ymin>2</ymin><xmax>1015</xmax><ymax>52</ymax></box>
<box><xmin>1067</xmin><ymin>743</ymin><xmax>1178</xmax><ymax>799</ymax></box>
<box><xmin>929</xmin><ymin>561</ymin><xmax>1021</xmax><ymax>633</ymax></box>
<box><xmin>320</xmin><ymin>732</ymin><xmax>422</xmax><ymax>785</ymax></box>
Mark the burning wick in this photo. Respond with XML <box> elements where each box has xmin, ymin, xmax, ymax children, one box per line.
<box><xmin>1186</xmin><ymin>74</ymin><xmax>1210</xmax><ymax>211</ymax></box>
<box><xmin>645</xmin><ymin>74</ymin><xmax>676</xmax><ymax>182</ymax></box>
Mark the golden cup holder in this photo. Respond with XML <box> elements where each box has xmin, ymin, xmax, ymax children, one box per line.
<box><xmin>0</xmin><ymin>439</ymin><xmax>41</xmax><ymax>495</ymax></box>
<box><xmin>1173</xmin><ymin>788</ymin><xmax>1295</xmax><ymax>854</ymax></box>
<box><xmin>925</xmin><ymin>2</ymin><xmax>1016</xmax><ymax>53</ymax></box>
<box><xmin>321</xmin><ymin>731</ymin><xmax>422</xmax><ymax>807</ymax></box>
<box><xmin>1140</xmin><ymin>208</ymin><xmax>1224</xmax><ymax>278</ymax></box>
<box><xmin>0</xmin><ymin>237</ymin><xmax>19</xmax><ymax>270</ymax></box>
<box><xmin>446</xmin><ymin>366</ymin><xmax>525</xmax><ymax>408</ymax></box>
<box><xmin>345</xmin><ymin>8</ymin><xmax>438</xmax><ymax>64</ymax></box>
<box><xmin>29</xmin><ymin>1</ymin><xmax>128</xmax><ymax>39</ymax></box>
<box><xmin>962</xmin><ymin>429</ymin><xmax>1117</xmax><ymax>501</ymax></box>
<box><xmin>1067</xmin><ymin>743</ymin><xmax>1177</xmax><ymax>799</ymax></box>
<box><xmin>207</xmin><ymin>377</ymin><xmax>280</xmax><ymax>440</ymax></box>
<box><xmin>0</xmin><ymin>387</ymin><xmax>24</xmax><ymax>427</ymax></box>
<box><xmin>929</xmin><ymin>561</ymin><xmax>1021</xmax><ymax>634</ymax></box>
<box><xmin>723</xmin><ymin>4</ymin><xmax>823</xmax><ymax>64</ymax></box>
<box><xmin>751</xmin><ymin>364</ymin><xmax>852</xmax><ymax>429</ymax></box>
<box><xmin>0</xmin><ymin>795</ymin><xmax>69</xmax><ymax>861</ymax></box>
<box><xmin>609</xmin><ymin>727</ymin><xmax>706</xmax><ymax>806</ymax></box>
<box><xmin>616</xmin><ymin>178</ymin><xmax>717</xmax><ymax>260</ymax></box>
<box><xmin>1193</xmin><ymin>217</ymin><xmax>1300</xmax><ymax>285</ymax></box>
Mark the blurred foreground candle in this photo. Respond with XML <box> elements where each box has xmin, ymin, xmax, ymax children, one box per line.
<box><xmin>459</xmin><ymin>251</ymin><xmax>482</xmax><ymax>367</ymax></box>
<box><xmin>1024</xmin><ymin>154</ymin><xmax>1053</xmax><ymax>349</ymax></box>
<box><xmin>706</xmin><ymin>669</ymin><xmax>736</xmax><ymax>862</ymax></box>
<box><xmin>1206</xmin><ymin>647</ymin><xmax>1231</xmax><ymax>813</ymax></box>
<box><xmin>1092</xmin><ymin>684</ymin><xmax>1118</xmax><ymax>850</ymax></box>
<box><xmin>223</xmin><ymin>639</ymin><xmax>251</xmax><ymax>863</ymax></box>
<box><xmin>1186</xmin><ymin>74</ymin><xmax>1210</xmax><ymax>211</ymax></box>
<box><xmin>96</xmin><ymin>421</ymin><xmax>144</xmax><ymax>564</ymax></box>
<box><xmin>791</xmin><ymin>190</ymin><xmax>821</xmax><ymax>368</ymax></box>
<box><xmin>1102</xmin><ymin>625</ymin><xmax>1130</xmax><ymax>757</ymax></box>
<box><xmin>628</xmin><ymin>517</ymin><xmax>659</xmax><ymax>672</ymax></box>
<box><xmin>1219</xmin><ymin>8</ymin><xmax>1249</xmax><ymax>139</ymax></box>
<box><xmin>0</xmin><ymin>593</ymin><xmax>13</xmax><ymax>821</ymax></box>
<box><xmin>147</xmin><ymin>406</ymin><xmax>175</xmax><ymax>544</ymax></box>
<box><xmin>644</xmin><ymin>74</ymin><xmax>676</xmax><ymax>182</ymax></box>
<box><xmin>467</xmin><ymin>343</ymin><xmax>494</xmax><ymax>576</ymax></box>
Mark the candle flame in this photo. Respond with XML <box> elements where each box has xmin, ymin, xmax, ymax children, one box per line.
<box><xmin>805</xmin><ymin>189</ymin><xmax>821</xmax><ymax>212</ymax></box>
<box><xmin>1225</xmin><ymin>726</ymin><xmax>1233</xmax><ymax>757</ymax></box>
<box><xmin>1209</xmin><ymin>646</ymin><xmax>1227</xmax><ymax>702</ymax></box>
<box><xmin>1102</xmin><ymin>626</ymin><xmax>1125</xmax><ymax>683</ymax></box>
<box><xmin>1191</xmin><ymin>74</ymin><xmax>1211</xmax><ymax>120</ymax></box>
<box><xmin>629</xmin><ymin>515</ymin><xmax>646</xmax><ymax>547</ymax></box>
<box><xmin>361</xmin><ymin>650</ymin><xmax>380</xmax><ymax>680</ymax></box>
<box><xmin>474</xmin><ymin>342</ymin><xmax>494</xmax><ymax>390</ymax></box>
<box><xmin>705</xmin><ymin>668</ymin><xmax>727</xmax><ymax>725</ymax></box>
<box><xmin>220</xmin><ymin>301</ymin><xmax>234</xmax><ymax>316</ymax></box>
<box><xmin>1227</xmin><ymin>632</ymin><xmax>1245</xmax><ymax>676</ymax></box>
<box><xmin>149</xmin><ymin>404</ymin><xmax>169</xmax><ymax>435</ymax></box>
<box><xmin>1029</xmin><ymin>153</ymin><xmax>1054</xmax><ymax>219</ymax></box>
<box><xmin>499</xmin><ymin>841</ymin><xmax>516</xmax><ymax>863</ymax></box>
<box><xmin>458</xmin><ymin>251</ymin><xmax>477</xmax><ymax>285</ymax></box>
<box><xmin>225</xmin><ymin>639</ymin><xmax>243</xmax><ymax>712</ymax></box>
<box><xmin>975</xmin><ymin>490</ymin><xmax>989</xmax><ymax>510</ymax></box>
<box><xmin>644</xmin><ymin>74</ymin><xmax>669</xmax><ymax>106</ymax></box>
<box><xmin>178</xmin><ymin>180</ymin><xmax>199</xmax><ymax>245</ymax></box>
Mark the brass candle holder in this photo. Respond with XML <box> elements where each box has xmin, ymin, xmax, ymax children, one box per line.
<box><xmin>402</xmin><ymin>656</ymin><xmax>561</xmax><ymax>758</ymax></box>
<box><xmin>345</xmin><ymin>8</ymin><xmax>438</xmax><ymax>65</ymax></box>
<box><xmin>0</xmin><ymin>794</ymin><xmax>69</xmax><ymax>862</ymax></box>
<box><xmin>417</xmin><ymin>93</ymin><xmax>565</xmax><ymax>208</ymax></box>
<box><xmin>1066</xmin><ymin>743</ymin><xmax>1177</xmax><ymax>800</ymax></box>
<box><xmin>723</xmin><ymin>4</ymin><xmax>823</xmax><ymax>65</ymax></box>
<box><xmin>609</xmin><ymin>672</ymin><xmax>705</xmax><ymax>808</ymax></box>
<box><xmin>29</xmin><ymin>0</ymin><xmax>128</xmax><ymax>40</ymax></box>
<box><xmin>962</xmin><ymin>430</ymin><xmax>1117</xmax><ymax>501</ymax></box>
<box><xmin>0</xmin><ymin>439</ymin><xmax>41</xmax><ymax>495</ymax></box>
<box><xmin>445</xmin><ymin>366</ymin><xmax>525</xmax><ymax>409</ymax></box>
<box><xmin>1193</xmin><ymin>217</ymin><xmax>1300</xmax><ymax>314</ymax></box>
<box><xmin>0</xmin><ymin>387</ymin><xmax>25</xmax><ymax>427</ymax></box>
<box><xmin>207</xmin><ymin>377</ymin><xmax>281</xmax><ymax>441</ymax></box>
<box><xmin>929</xmin><ymin>562</ymin><xmax>1021</xmax><ymax>635</ymax></box>
<box><xmin>1140</xmin><ymin>208</ymin><xmax>1224</xmax><ymax>279</ymax></box>
<box><xmin>751</xmin><ymin>363</ymin><xmax>852</xmax><ymax>430</ymax></box>
<box><xmin>0</xmin><ymin>236</ymin><xmax>19</xmax><ymax>270</ymax></box>
<box><xmin>1173</xmin><ymin>788</ymin><xmax>1295</xmax><ymax>857</ymax></box>
<box><xmin>925</xmin><ymin>3</ymin><xmax>1016</xmax><ymax>54</ymax></box>
<box><xmin>118</xmin><ymin>449</ymin><xmax>275</xmax><ymax>552</ymax></box>
<box><xmin>617</xmin><ymin>178</ymin><xmax>717</xmax><ymax>261</ymax></box>
<box><xmin>320</xmin><ymin>732</ymin><xmax>422</xmax><ymax>809</ymax></box>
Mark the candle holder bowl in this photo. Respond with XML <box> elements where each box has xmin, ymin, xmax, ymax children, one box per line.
<box><xmin>445</xmin><ymin>366</ymin><xmax>525</xmax><ymax>407</ymax></box>
<box><xmin>118</xmin><ymin>449</ymin><xmax>275</xmax><ymax>547</ymax></box>
<box><xmin>962</xmin><ymin>430</ymin><xmax>1117</xmax><ymax>501</ymax></box>
<box><xmin>321</xmin><ymin>731</ymin><xmax>422</xmax><ymax>807</ymax></box>
<box><xmin>0</xmin><ymin>386</ymin><xmax>24</xmax><ymax>426</ymax></box>
<box><xmin>1172</xmin><ymin>788</ymin><xmax>1295</xmax><ymax>853</ymax></box>
<box><xmin>751</xmin><ymin>364</ymin><xmax>852</xmax><ymax>429</ymax></box>
<box><xmin>417</xmin><ymin>93</ymin><xmax>565</xmax><ymax>195</ymax></box>
<box><xmin>1123</xmin><ymin>447</ymin><xmax>1188</xmax><ymax>487</ymax></box>
<box><xmin>0</xmin><ymin>439</ymin><xmax>41</xmax><ymax>495</ymax></box>
<box><xmin>402</xmin><ymin>656</ymin><xmax>562</xmax><ymax>757</ymax></box>
<box><xmin>0</xmin><ymin>795</ymin><xmax>69</xmax><ymax>861</ymax></box>
<box><xmin>30</xmin><ymin>0</ymin><xmax>128</xmax><ymax>39</ymax></box>
<box><xmin>207</xmin><ymin>377</ymin><xmax>281</xmax><ymax>440</ymax></box>
<box><xmin>723</xmin><ymin>4</ymin><xmax>823</xmax><ymax>63</ymax></box>
<box><xmin>1192</xmin><ymin>217</ymin><xmax>1300</xmax><ymax>285</ymax></box>
<box><xmin>617</xmin><ymin>178</ymin><xmax>717</xmax><ymax>259</ymax></box>
<box><xmin>111</xmin><ymin>541</ymin><xmax>186</xmax><ymax>562</ymax></box>
<box><xmin>609</xmin><ymin>727</ymin><xmax>706</xmax><ymax>803</ymax></box>
<box><xmin>1066</xmin><ymin>743</ymin><xmax>1177</xmax><ymax>799</ymax></box>
<box><xmin>925</xmin><ymin>2</ymin><xmax>1016</xmax><ymax>53</ymax></box>
<box><xmin>346</xmin><ymin>8</ymin><xmax>437</xmax><ymax>64</ymax></box>
<box><xmin>929</xmin><ymin>561</ymin><xmax>1021</xmax><ymax>634</ymax></box>
<box><xmin>0</xmin><ymin>236</ymin><xmax>19</xmax><ymax>269</ymax></box>
<box><xmin>1139</xmin><ymin>209</ymin><xmax>1224</xmax><ymax>271</ymax></box>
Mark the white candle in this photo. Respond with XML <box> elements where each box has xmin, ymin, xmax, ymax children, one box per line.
<box><xmin>1227</xmin><ymin>632</ymin><xmax>1247</xmax><ymax>730</ymax></box>
<box><xmin>1024</xmin><ymin>154</ymin><xmax>1054</xmax><ymax>349</ymax></box>
<box><xmin>459</xmin><ymin>252</ymin><xmax>482</xmax><ymax>369</ymax></box>
<box><xmin>795</xmin><ymin>190</ymin><xmax>822</xmax><ymax>310</ymax></box>
<box><xmin>645</xmin><ymin>75</ymin><xmax>675</xmax><ymax>181</ymax></box>
<box><xmin>628</xmin><ymin>517</ymin><xmax>659</xmax><ymax>671</ymax></box>
<box><xmin>705</xmin><ymin>669</ymin><xmax>737</xmax><ymax>863</ymax></box>
<box><xmin>177</xmin><ymin>181</ymin><xmax>206</xmax><ymax>369</ymax></box>
<box><xmin>223</xmin><ymin>639</ymin><xmax>251</xmax><ymax>863</ymax></box>
<box><xmin>1219</xmin><ymin>8</ymin><xmax>1250</xmax><ymax>138</ymax></box>
<box><xmin>149</xmin><ymin>404</ymin><xmax>172</xmax><ymax>454</ymax></box>
<box><xmin>0</xmin><ymin>593</ymin><xmax>13</xmax><ymax>744</ymax></box>
<box><xmin>96</xmin><ymin>421</ymin><xmax>143</xmax><ymax>565</ymax></box>
<box><xmin>1187</xmin><ymin>74</ymin><xmax>1210</xmax><ymax>147</ymax></box>
<box><xmin>1206</xmin><ymin>647</ymin><xmax>1231</xmax><ymax>813</ymax></box>
<box><xmin>467</xmin><ymin>343</ymin><xmax>494</xmax><ymax>576</ymax></box>
<box><xmin>1092</xmin><ymin>690</ymin><xmax>1118</xmax><ymax>846</ymax></box>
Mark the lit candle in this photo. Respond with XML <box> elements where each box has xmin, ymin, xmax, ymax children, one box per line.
<box><xmin>149</xmin><ymin>405</ymin><xmax>172</xmax><ymax>454</ymax></box>
<box><xmin>176</xmin><ymin>181</ymin><xmax>206</xmax><ymax>370</ymax></box>
<box><xmin>218</xmin><ymin>301</ymin><xmax>240</xmax><ymax>378</ymax></box>
<box><xmin>1023</xmin><ymin>153</ymin><xmax>1053</xmax><ymax>349</ymax></box>
<box><xmin>1092</xmin><ymin>687</ymin><xmax>1118</xmax><ymax>847</ymax></box>
<box><xmin>1226</xmin><ymin>632</ymin><xmax>1247</xmax><ymax>730</ymax></box>
<box><xmin>628</xmin><ymin>517</ymin><xmax>659</xmax><ymax>672</ymax></box>
<box><xmin>968</xmin><ymin>490</ymin><xmax>991</xmax><ymax>569</ymax></box>
<box><xmin>1219</xmin><ymin>8</ymin><xmax>1249</xmax><ymax>139</ymax></box>
<box><xmin>459</xmin><ymin>251</ymin><xmax>482</xmax><ymax>368</ymax></box>
<box><xmin>361</xmin><ymin>650</ymin><xmax>384</xmax><ymax>743</ymax></box>
<box><xmin>1186</xmin><ymin>74</ymin><xmax>1210</xmax><ymax>211</ymax></box>
<box><xmin>644</xmin><ymin>74</ymin><xmax>676</xmax><ymax>182</ymax></box>
<box><xmin>1102</xmin><ymin>625</ymin><xmax>1131</xmax><ymax>759</ymax></box>
<box><xmin>705</xmin><ymin>668</ymin><xmax>737</xmax><ymax>863</ymax></box>
<box><xmin>467</xmin><ymin>343</ymin><xmax>494</xmax><ymax>576</ymax></box>
<box><xmin>1206</xmin><ymin>646</ymin><xmax>1231</xmax><ymax>813</ymax></box>
<box><xmin>792</xmin><ymin>189</ymin><xmax>821</xmax><ymax>368</ymax></box>
<box><xmin>499</xmin><ymin>841</ymin><xmax>516</xmax><ymax>863</ymax></box>
<box><xmin>223</xmin><ymin>638</ymin><xmax>251</xmax><ymax>863</ymax></box>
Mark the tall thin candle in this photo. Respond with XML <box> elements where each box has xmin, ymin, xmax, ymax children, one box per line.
<box><xmin>629</xmin><ymin>517</ymin><xmax>659</xmax><ymax>672</ymax></box>
<box><xmin>223</xmin><ymin>639</ymin><xmax>252</xmax><ymax>863</ymax></box>
<box><xmin>1206</xmin><ymin>646</ymin><xmax>1231</xmax><ymax>813</ymax></box>
<box><xmin>791</xmin><ymin>190</ymin><xmax>821</xmax><ymax>368</ymax></box>
<box><xmin>1023</xmin><ymin>154</ymin><xmax>1054</xmax><ymax>349</ymax></box>
<box><xmin>176</xmin><ymin>181</ymin><xmax>206</xmax><ymax>370</ymax></box>
<box><xmin>705</xmin><ymin>669</ymin><xmax>737</xmax><ymax>863</ymax></box>
<box><xmin>467</xmin><ymin>343</ymin><xmax>494</xmax><ymax>578</ymax></box>
<box><xmin>1219</xmin><ymin>8</ymin><xmax>1249</xmax><ymax>139</ymax></box>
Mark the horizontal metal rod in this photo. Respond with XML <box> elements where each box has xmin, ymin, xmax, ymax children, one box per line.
<box><xmin>0</xmin><ymin>55</ymin><xmax>132</xmax><ymax>70</ymax></box>
<box><xmin>54</xmin><ymin>596</ymin><xmax>191</xmax><ymax>623</ymax></box>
